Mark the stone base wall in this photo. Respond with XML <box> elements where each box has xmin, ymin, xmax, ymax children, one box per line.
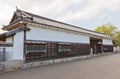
<box><xmin>114</xmin><ymin>47</ymin><xmax>120</xmax><ymax>53</ymax></box>
<box><xmin>0</xmin><ymin>52</ymin><xmax>115</xmax><ymax>73</ymax></box>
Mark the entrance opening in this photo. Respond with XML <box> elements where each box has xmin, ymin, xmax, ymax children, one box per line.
<box><xmin>90</xmin><ymin>38</ymin><xmax>103</xmax><ymax>54</ymax></box>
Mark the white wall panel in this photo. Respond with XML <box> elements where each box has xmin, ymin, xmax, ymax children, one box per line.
<box><xmin>5</xmin><ymin>47</ymin><xmax>13</xmax><ymax>61</ymax></box>
<box><xmin>26</xmin><ymin>26</ymin><xmax>90</xmax><ymax>44</ymax></box>
<box><xmin>33</xmin><ymin>17</ymin><xmax>110</xmax><ymax>39</ymax></box>
<box><xmin>13</xmin><ymin>31</ymin><xmax>24</xmax><ymax>60</ymax></box>
<box><xmin>103</xmin><ymin>39</ymin><xmax>113</xmax><ymax>45</ymax></box>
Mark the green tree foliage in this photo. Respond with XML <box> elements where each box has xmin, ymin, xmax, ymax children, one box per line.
<box><xmin>95</xmin><ymin>23</ymin><xmax>120</xmax><ymax>47</ymax></box>
<box><xmin>113</xmin><ymin>32</ymin><xmax>120</xmax><ymax>46</ymax></box>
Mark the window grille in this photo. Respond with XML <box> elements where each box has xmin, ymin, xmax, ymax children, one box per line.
<box><xmin>58</xmin><ymin>44</ymin><xmax>71</xmax><ymax>52</ymax></box>
<box><xmin>26</xmin><ymin>44</ymin><xmax>46</xmax><ymax>53</ymax></box>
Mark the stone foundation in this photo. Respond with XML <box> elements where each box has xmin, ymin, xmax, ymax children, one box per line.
<box><xmin>0</xmin><ymin>52</ymin><xmax>115</xmax><ymax>73</ymax></box>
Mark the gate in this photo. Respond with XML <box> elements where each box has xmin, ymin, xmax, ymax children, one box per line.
<box><xmin>0</xmin><ymin>47</ymin><xmax>5</xmax><ymax>62</ymax></box>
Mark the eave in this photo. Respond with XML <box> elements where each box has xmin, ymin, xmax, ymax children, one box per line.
<box><xmin>21</xmin><ymin>10</ymin><xmax>112</xmax><ymax>40</ymax></box>
<box><xmin>0</xmin><ymin>25</ymin><xmax>30</xmax><ymax>42</ymax></box>
<box><xmin>1</xmin><ymin>19</ymin><xmax>113</xmax><ymax>40</ymax></box>
<box><xmin>2</xmin><ymin>20</ymin><xmax>26</xmax><ymax>31</ymax></box>
<box><xmin>24</xmin><ymin>20</ymin><xmax>112</xmax><ymax>40</ymax></box>
<box><xmin>0</xmin><ymin>33</ymin><xmax>6</xmax><ymax>41</ymax></box>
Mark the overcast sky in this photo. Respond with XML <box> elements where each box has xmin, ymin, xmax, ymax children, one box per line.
<box><xmin>0</xmin><ymin>0</ymin><xmax>120</xmax><ymax>33</ymax></box>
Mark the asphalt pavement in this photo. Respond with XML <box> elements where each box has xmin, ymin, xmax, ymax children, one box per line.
<box><xmin>1</xmin><ymin>53</ymin><xmax>120</xmax><ymax>79</ymax></box>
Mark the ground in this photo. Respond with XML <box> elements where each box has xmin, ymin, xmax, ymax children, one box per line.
<box><xmin>1</xmin><ymin>53</ymin><xmax>120</xmax><ymax>79</ymax></box>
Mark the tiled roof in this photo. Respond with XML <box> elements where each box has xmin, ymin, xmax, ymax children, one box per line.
<box><xmin>2</xmin><ymin>9</ymin><xmax>112</xmax><ymax>39</ymax></box>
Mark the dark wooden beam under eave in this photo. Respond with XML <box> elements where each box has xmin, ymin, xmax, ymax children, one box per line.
<box><xmin>2</xmin><ymin>20</ymin><xmax>26</xmax><ymax>31</ymax></box>
<box><xmin>6</xmin><ymin>26</ymin><xmax>31</xmax><ymax>37</ymax></box>
<box><xmin>0</xmin><ymin>33</ymin><xmax>6</xmax><ymax>41</ymax></box>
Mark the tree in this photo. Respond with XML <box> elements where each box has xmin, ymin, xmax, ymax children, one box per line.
<box><xmin>95</xmin><ymin>23</ymin><xmax>120</xmax><ymax>47</ymax></box>
<box><xmin>113</xmin><ymin>32</ymin><xmax>120</xmax><ymax>46</ymax></box>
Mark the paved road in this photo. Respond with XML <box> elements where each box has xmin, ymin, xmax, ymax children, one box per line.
<box><xmin>1</xmin><ymin>53</ymin><xmax>120</xmax><ymax>79</ymax></box>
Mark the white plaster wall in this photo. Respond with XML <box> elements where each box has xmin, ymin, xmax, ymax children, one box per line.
<box><xmin>103</xmin><ymin>39</ymin><xmax>113</xmax><ymax>45</ymax></box>
<box><xmin>6</xmin><ymin>36</ymin><xmax>13</xmax><ymax>43</ymax></box>
<box><xmin>34</xmin><ymin>17</ymin><xmax>110</xmax><ymax>39</ymax></box>
<box><xmin>5</xmin><ymin>47</ymin><xmax>13</xmax><ymax>61</ymax></box>
<box><xmin>4</xmin><ymin>36</ymin><xmax>13</xmax><ymax>61</ymax></box>
<box><xmin>13</xmin><ymin>31</ymin><xmax>24</xmax><ymax>60</ymax></box>
<box><xmin>26</xmin><ymin>26</ymin><xmax>90</xmax><ymax>44</ymax></box>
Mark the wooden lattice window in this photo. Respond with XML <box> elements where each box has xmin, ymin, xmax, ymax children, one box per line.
<box><xmin>58</xmin><ymin>44</ymin><xmax>71</xmax><ymax>52</ymax></box>
<box><xmin>26</xmin><ymin>44</ymin><xmax>46</xmax><ymax>53</ymax></box>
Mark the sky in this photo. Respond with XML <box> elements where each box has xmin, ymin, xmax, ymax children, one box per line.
<box><xmin>0</xmin><ymin>0</ymin><xmax>120</xmax><ymax>33</ymax></box>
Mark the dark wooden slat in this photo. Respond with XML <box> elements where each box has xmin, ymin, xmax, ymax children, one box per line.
<box><xmin>25</xmin><ymin>41</ymin><xmax>90</xmax><ymax>62</ymax></box>
<box><xmin>0</xmin><ymin>43</ymin><xmax>13</xmax><ymax>47</ymax></box>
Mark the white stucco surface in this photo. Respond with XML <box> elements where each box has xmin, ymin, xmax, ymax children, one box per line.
<box><xmin>33</xmin><ymin>17</ymin><xmax>111</xmax><ymax>39</ymax></box>
<box><xmin>103</xmin><ymin>39</ymin><xmax>113</xmax><ymax>45</ymax></box>
<box><xmin>13</xmin><ymin>31</ymin><xmax>24</xmax><ymax>60</ymax></box>
<box><xmin>26</xmin><ymin>26</ymin><xmax>90</xmax><ymax>44</ymax></box>
<box><xmin>6</xmin><ymin>36</ymin><xmax>13</xmax><ymax>43</ymax></box>
<box><xmin>5</xmin><ymin>47</ymin><xmax>13</xmax><ymax>61</ymax></box>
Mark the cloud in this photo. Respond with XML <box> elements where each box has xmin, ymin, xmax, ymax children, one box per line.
<box><xmin>0</xmin><ymin>0</ymin><xmax>81</xmax><ymax>33</ymax></box>
<box><xmin>56</xmin><ymin>0</ymin><xmax>120</xmax><ymax>22</ymax></box>
<box><xmin>0</xmin><ymin>0</ymin><xmax>120</xmax><ymax>33</ymax></box>
<box><xmin>14</xmin><ymin>0</ymin><xmax>81</xmax><ymax>17</ymax></box>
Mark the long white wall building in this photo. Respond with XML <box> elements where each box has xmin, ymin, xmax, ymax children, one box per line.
<box><xmin>0</xmin><ymin>9</ymin><xmax>113</xmax><ymax>62</ymax></box>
